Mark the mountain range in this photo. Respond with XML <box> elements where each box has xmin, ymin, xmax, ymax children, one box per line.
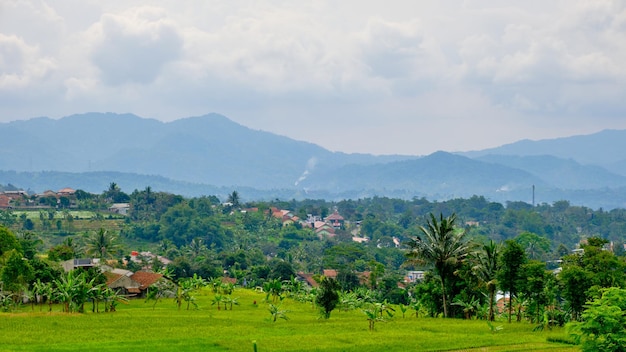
<box><xmin>1</xmin><ymin>112</ymin><xmax>626</xmax><ymax>209</ymax></box>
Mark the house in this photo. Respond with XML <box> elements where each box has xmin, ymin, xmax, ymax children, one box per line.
<box><xmin>314</xmin><ymin>221</ymin><xmax>336</xmax><ymax>239</ymax></box>
<box><xmin>0</xmin><ymin>195</ymin><xmax>10</xmax><ymax>209</ymax></box>
<box><xmin>352</xmin><ymin>236</ymin><xmax>369</xmax><ymax>243</ymax></box>
<box><xmin>103</xmin><ymin>270</ymin><xmax>166</xmax><ymax>296</ymax></box>
<box><xmin>323</xmin><ymin>269</ymin><xmax>338</xmax><ymax>279</ymax></box>
<box><xmin>61</xmin><ymin>258</ymin><xmax>101</xmax><ymax>272</ymax></box>
<box><xmin>128</xmin><ymin>251</ymin><xmax>172</xmax><ymax>268</ymax></box>
<box><xmin>315</xmin><ymin>226</ymin><xmax>335</xmax><ymax>239</ymax></box>
<box><xmin>129</xmin><ymin>271</ymin><xmax>165</xmax><ymax>296</ymax></box>
<box><xmin>57</xmin><ymin>188</ymin><xmax>76</xmax><ymax>197</ymax></box>
<box><xmin>0</xmin><ymin>191</ymin><xmax>27</xmax><ymax>208</ymax></box>
<box><xmin>325</xmin><ymin>211</ymin><xmax>344</xmax><ymax>229</ymax></box>
<box><xmin>105</xmin><ymin>269</ymin><xmax>141</xmax><ymax>294</ymax></box>
<box><xmin>297</xmin><ymin>272</ymin><xmax>319</xmax><ymax>288</ymax></box>
<box><xmin>109</xmin><ymin>203</ymin><xmax>130</xmax><ymax>215</ymax></box>
<box><xmin>405</xmin><ymin>270</ymin><xmax>425</xmax><ymax>283</ymax></box>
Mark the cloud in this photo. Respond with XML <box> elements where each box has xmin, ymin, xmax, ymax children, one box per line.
<box><xmin>1</xmin><ymin>1</ymin><xmax>626</xmax><ymax>155</ymax></box>
<box><xmin>0</xmin><ymin>34</ymin><xmax>56</xmax><ymax>90</ymax></box>
<box><xmin>89</xmin><ymin>6</ymin><xmax>183</xmax><ymax>85</ymax></box>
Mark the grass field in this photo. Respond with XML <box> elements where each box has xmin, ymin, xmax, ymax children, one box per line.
<box><xmin>0</xmin><ymin>289</ymin><xmax>579</xmax><ymax>352</ymax></box>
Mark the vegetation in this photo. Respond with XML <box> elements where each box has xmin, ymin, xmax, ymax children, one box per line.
<box><xmin>0</xmin><ymin>288</ymin><xmax>578</xmax><ymax>352</ymax></box>
<box><xmin>3</xmin><ymin>183</ymin><xmax>626</xmax><ymax>350</ymax></box>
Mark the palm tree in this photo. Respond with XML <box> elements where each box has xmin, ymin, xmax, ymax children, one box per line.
<box><xmin>184</xmin><ymin>238</ymin><xmax>207</xmax><ymax>259</ymax></box>
<box><xmin>405</xmin><ymin>213</ymin><xmax>470</xmax><ymax>318</ymax></box>
<box><xmin>227</xmin><ymin>191</ymin><xmax>240</xmax><ymax>208</ymax></box>
<box><xmin>472</xmin><ymin>240</ymin><xmax>500</xmax><ymax>321</ymax></box>
<box><xmin>85</xmin><ymin>228</ymin><xmax>119</xmax><ymax>259</ymax></box>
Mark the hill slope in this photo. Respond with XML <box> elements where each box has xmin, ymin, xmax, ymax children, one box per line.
<box><xmin>2</xmin><ymin>113</ymin><xmax>626</xmax><ymax>209</ymax></box>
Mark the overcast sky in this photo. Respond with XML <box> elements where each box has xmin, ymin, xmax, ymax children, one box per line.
<box><xmin>1</xmin><ymin>1</ymin><xmax>625</xmax><ymax>155</ymax></box>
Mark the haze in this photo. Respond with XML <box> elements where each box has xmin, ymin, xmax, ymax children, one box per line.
<box><xmin>1</xmin><ymin>1</ymin><xmax>625</xmax><ymax>155</ymax></box>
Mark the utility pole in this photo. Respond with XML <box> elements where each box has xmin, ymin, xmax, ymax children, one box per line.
<box><xmin>532</xmin><ymin>185</ymin><xmax>535</xmax><ymax>207</ymax></box>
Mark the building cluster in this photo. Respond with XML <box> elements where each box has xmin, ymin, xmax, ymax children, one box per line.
<box><xmin>61</xmin><ymin>255</ymin><xmax>169</xmax><ymax>297</ymax></box>
<box><xmin>261</xmin><ymin>207</ymin><xmax>346</xmax><ymax>240</ymax></box>
<box><xmin>0</xmin><ymin>187</ymin><xmax>77</xmax><ymax>209</ymax></box>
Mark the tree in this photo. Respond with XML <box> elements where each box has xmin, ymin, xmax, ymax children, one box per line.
<box><xmin>405</xmin><ymin>213</ymin><xmax>470</xmax><ymax>318</ymax></box>
<box><xmin>0</xmin><ymin>249</ymin><xmax>34</xmax><ymax>302</ymax></box>
<box><xmin>104</xmin><ymin>182</ymin><xmax>130</xmax><ymax>203</ymax></box>
<box><xmin>518</xmin><ymin>260</ymin><xmax>549</xmax><ymax>323</ymax></box>
<box><xmin>17</xmin><ymin>232</ymin><xmax>42</xmax><ymax>260</ymax></box>
<box><xmin>515</xmin><ymin>232</ymin><xmax>551</xmax><ymax>261</ymax></box>
<box><xmin>498</xmin><ymin>240</ymin><xmax>527</xmax><ymax>323</ymax></box>
<box><xmin>227</xmin><ymin>191</ymin><xmax>241</xmax><ymax>209</ymax></box>
<box><xmin>570</xmin><ymin>287</ymin><xmax>626</xmax><ymax>351</ymax></box>
<box><xmin>472</xmin><ymin>240</ymin><xmax>499</xmax><ymax>321</ymax></box>
<box><xmin>316</xmin><ymin>276</ymin><xmax>341</xmax><ymax>319</ymax></box>
<box><xmin>85</xmin><ymin>228</ymin><xmax>119</xmax><ymax>259</ymax></box>
<box><xmin>0</xmin><ymin>226</ymin><xmax>21</xmax><ymax>257</ymax></box>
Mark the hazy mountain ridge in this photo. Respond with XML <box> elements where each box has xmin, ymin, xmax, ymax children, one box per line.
<box><xmin>2</xmin><ymin>112</ymin><xmax>626</xmax><ymax>209</ymax></box>
<box><xmin>1</xmin><ymin>112</ymin><xmax>409</xmax><ymax>188</ymax></box>
<box><xmin>461</xmin><ymin>129</ymin><xmax>626</xmax><ymax>175</ymax></box>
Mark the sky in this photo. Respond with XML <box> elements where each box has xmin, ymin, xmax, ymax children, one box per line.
<box><xmin>1</xmin><ymin>1</ymin><xmax>625</xmax><ymax>156</ymax></box>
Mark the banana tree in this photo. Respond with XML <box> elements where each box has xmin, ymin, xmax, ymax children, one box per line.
<box><xmin>452</xmin><ymin>295</ymin><xmax>480</xmax><ymax>320</ymax></box>
<box><xmin>268</xmin><ymin>303</ymin><xmax>289</xmax><ymax>322</ymax></box>
<box><xmin>101</xmin><ymin>287</ymin><xmax>128</xmax><ymax>312</ymax></box>
<box><xmin>211</xmin><ymin>294</ymin><xmax>224</xmax><ymax>310</ymax></box>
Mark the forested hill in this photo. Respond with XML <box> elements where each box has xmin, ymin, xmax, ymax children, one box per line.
<box><xmin>2</xmin><ymin>113</ymin><xmax>626</xmax><ymax>209</ymax></box>
<box><xmin>0</xmin><ymin>112</ymin><xmax>412</xmax><ymax>189</ymax></box>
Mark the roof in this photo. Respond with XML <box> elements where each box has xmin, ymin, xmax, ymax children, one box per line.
<box><xmin>326</xmin><ymin>212</ymin><xmax>344</xmax><ymax>221</ymax></box>
<box><xmin>111</xmin><ymin>268</ymin><xmax>133</xmax><ymax>276</ymax></box>
<box><xmin>104</xmin><ymin>272</ymin><xmax>125</xmax><ymax>286</ymax></box>
<box><xmin>221</xmin><ymin>277</ymin><xmax>237</xmax><ymax>285</ymax></box>
<box><xmin>323</xmin><ymin>269</ymin><xmax>338</xmax><ymax>279</ymax></box>
<box><xmin>314</xmin><ymin>221</ymin><xmax>330</xmax><ymax>229</ymax></box>
<box><xmin>57</xmin><ymin>187</ymin><xmax>76</xmax><ymax>194</ymax></box>
<box><xmin>297</xmin><ymin>272</ymin><xmax>319</xmax><ymax>288</ymax></box>
<box><xmin>130</xmin><ymin>272</ymin><xmax>164</xmax><ymax>290</ymax></box>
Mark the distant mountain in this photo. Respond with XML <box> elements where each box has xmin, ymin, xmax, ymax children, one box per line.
<box><xmin>0</xmin><ymin>113</ymin><xmax>412</xmax><ymax>189</ymax></box>
<box><xmin>2</xmin><ymin>113</ymin><xmax>626</xmax><ymax>209</ymax></box>
<box><xmin>299</xmin><ymin>151</ymin><xmax>547</xmax><ymax>201</ymax></box>
<box><xmin>475</xmin><ymin>154</ymin><xmax>626</xmax><ymax>190</ymax></box>
<box><xmin>461</xmin><ymin>129</ymin><xmax>626</xmax><ymax>174</ymax></box>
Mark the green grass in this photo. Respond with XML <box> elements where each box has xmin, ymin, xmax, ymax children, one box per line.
<box><xmin>0</xmin><ymin>289</ymin><xmax>579</xmax><ymax>352</ymax></box>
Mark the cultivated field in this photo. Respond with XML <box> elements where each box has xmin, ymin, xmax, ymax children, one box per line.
<box><xmin>0</xmin><ymin>289</ymin><xmax>578</xmax><ymax>352</ymax></box>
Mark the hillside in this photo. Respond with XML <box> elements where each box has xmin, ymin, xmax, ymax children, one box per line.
<box><xmin>0</xmin><ymin>113</ymin><xmax>411</xmax><ymax>189</ymax></box>
<box><xmin>461</xmin><ymin>129</ymin><xmax>626</xmax><ymax>174</ymax></box>
<box><xmin>2</xmin><ymin>113</ymin><xmax>626</xmax><ymax>209</ymax></box>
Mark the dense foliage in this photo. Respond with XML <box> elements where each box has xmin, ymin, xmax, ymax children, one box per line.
<box><xmin>2</xmin><ymin>184</ymin><xmax>626</xmax><ymax>348</ymax></box>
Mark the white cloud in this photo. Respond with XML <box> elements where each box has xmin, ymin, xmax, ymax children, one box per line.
<box><xmin>1</xmin><ymin>0</ymin><xmax>626</xmax><ymax>154</ymax></box>
<box><xmin>0</xmin><ymin>34</ymin><xmax>56</xmax><ymax>89</ymax></box>
<box><xmin>88</xmin><ymin>6</ymin><xmax>183</xmax><ymax>85</ymax></box>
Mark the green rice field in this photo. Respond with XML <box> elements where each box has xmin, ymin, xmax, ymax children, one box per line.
<box><xmin>0</xmin><ymin>289</ymin><xmax>579</xmax><ymax>352</ymax></box>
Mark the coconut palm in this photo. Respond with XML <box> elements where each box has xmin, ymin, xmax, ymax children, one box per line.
<box><xmin>472</xmin><ymin>240</ymin><xmax>500</xmax><ymax>321</ymax></box>
<box><xmin>405</xmin><ymin>213</ymin><xmax>470</xmax><ymax>318</ymax></box>
<box><xmin>85</xmin><ymin>228</ymin><xmax>119</xmax><ymax>259</ymax></box>
<box><xmin>227</xmin><ymin>191</ymin><xmax>240</xmax><ymax>208</ymax></box>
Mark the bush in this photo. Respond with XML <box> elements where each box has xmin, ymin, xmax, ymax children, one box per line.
<box><xmin>569</xmin><ymin>287</ymin><xmax>626</xmax><ymax>351</ymax></box>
